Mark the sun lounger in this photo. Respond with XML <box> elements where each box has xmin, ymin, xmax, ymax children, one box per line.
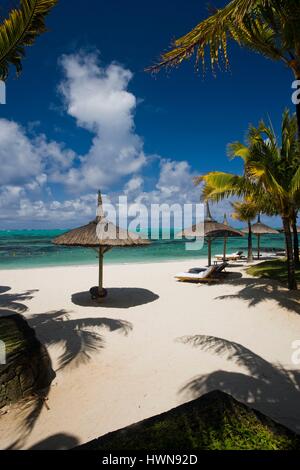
<box><xmin>188</xmin><ymin>267</ymin><xmax>206</xmax><ymax>274</ymax></box>
<box><xmin>214</xmin><ymin>262</ymin><xmax>229</xmax><ymax>274</ymax></box>
<box><xmin>175</xmin><ymin>265</ymin><xmax>221</xmax><ymax>283</ymax></box>
<box><xmin>214</xmin><ymin>251</ymin><xmax>244</xmax><ymax>261</ymax></box>
<box><xmin>175</xmin><ymin>263</ymin><xmax>229</xmax><ymax>283</ymax></box>
<box><xmin>187</xmin><ymin>262</ymin><xmax>228</xmax><ymax>275</ymax></box>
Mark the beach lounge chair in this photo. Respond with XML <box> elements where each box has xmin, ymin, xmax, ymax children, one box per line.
<box><xmin>187</xmin><ymin>262</ymin><xmax>228</xmax><ymax>276</ymax></box>
<box><xmin>175</xmin><ymin>263</ymin><xmax>229</xmax><ymax>283</ymax></box>
<box><xmin>214</xmin><ymin>251</ymin><xmax>244</xmax><ymax>261</ymax></box>
<box><xmin>214</xmin><ymin>262</ymin><xmax>229</xmax><ymax>275</ymax></box>
<box><xmin>175</xmin><ymin>265</ymin><xmax>220</xmax><ymax>283</ymax></box>
<box><xmin>188</xmin><ymin>267</ymin><xmax>206</xmax><ymax>274</ymax></box>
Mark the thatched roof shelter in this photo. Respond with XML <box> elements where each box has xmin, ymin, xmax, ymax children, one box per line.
<box><xmin>177</xmin><ymin>204</ymin><xmax>244</xmax><ymax>266</ymax></box>
<box><xmin>245</xmin><ymin>219</ymin><xmax>279</xmax><ymax>236</ymax></box>
<box><xmin>53</xmin><ymin>192</ymin><xmax>149</xmax><ymax>299</ymax></box>
<box><xmin>242</xmin><ymin>215</ymin><xmax>279</xmax><ymax>259</ymax></box>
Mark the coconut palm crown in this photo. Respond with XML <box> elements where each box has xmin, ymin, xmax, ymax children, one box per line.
<box><xmin>196</xmin><ymin>110</ymin><xmax>300</xmax><ymax>289</ymax></box>
<box><xmin>148</xmin><ymin>1</ymin><xmax>300</xmax><ymax>78</ymax></box>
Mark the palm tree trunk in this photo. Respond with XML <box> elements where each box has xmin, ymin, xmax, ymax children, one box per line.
<box><xmin>293</xmin><ymin>73</ymin><xmax>300</xmax><ymax>262</ymax></box>
<box><xmin>296</xmin><ymin>97</ymin><xmax>300</xmax><ymax>140</ymax></box>
<box><xmin>282</xmin><ymin>217</ymin><xmax>297</xmax><ymax>290</ymax></box>
<box><xmin>292</xmin><ymin>214</ymin><xmax>299</xmax><ymax>265</ymax></box>
<box><xmin>247</xmin><ymin>220</ymin><xmax>253</xmax><ymax>263</ymax></box>
<box><xmin>223</xmin><ymin>235</ymin><xmax>227</xmax><ymax>262</ymax></box>
<box><xmin>294</xmin><ymin>70</ymin><xmax>300</xmax><ymax>139</ymax></box>
<box><xmin>98</xmin><ymin>247</ymin><xmax>104</xmax><ymax>295</ymax></box>
<box><xmin>207</xmin><ymin>238</ymin><xmax>212</xmax><ymax>267</ymax></box>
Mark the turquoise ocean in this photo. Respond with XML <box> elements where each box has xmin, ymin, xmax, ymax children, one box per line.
<box><xmin>0</xmin><ymin>229</ymin><xmax>289</xmax><ymax>270</ymax></box>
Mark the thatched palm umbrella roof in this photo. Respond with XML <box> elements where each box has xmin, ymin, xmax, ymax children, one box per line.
<box><xmin>177</xmin><ymin>204</ymin><xmax>244</xmax><ymax>266</ymax></box>
<box><xmin>242</xmin><ymin>215</ymin><xmax>279</xmax><ymax>259</ymax></box>
<box><xmin>245</xmin><ymin>220</ymin><xmax>279</xmax><ymax>236</ymax></box>
<box><xmin>53</xmin><ymin>192</ymin><xmax>149</xmax><ymax>299</ymax></box>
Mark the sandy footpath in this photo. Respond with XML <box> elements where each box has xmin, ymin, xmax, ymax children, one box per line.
<box><xmin>0</xmin><ymin>259</ymin><xmax>300</xmax><ymax>449</ymax></box>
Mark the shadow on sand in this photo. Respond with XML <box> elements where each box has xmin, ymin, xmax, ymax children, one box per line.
<box><xmin>0</xmin><ymin>286</ymin><xmax>38</xmax><ymax>313</ymax></box>
<box><xmin>27</xmin><ymin>433</ymin><xmax>80</xmax><ymax>450</ymax></box>
<box><xmin>0</xmin><ymin>287</ymin><xmax>133</xmax><ymax>449</ymax></box>
<box><xmin>28</xmin><ymin>309</ymin><xmax>133</xmax><ymax>370</ymax></box>
<box><xmin>0</xmin><ymin>286</ymin><xmax>54</xmax><ymax>449</ymax></box>
<box><xmin>216</xmin><ymin>274</ymin><xmax>300</xmax><ymax>314</ymax></box>
<box><xmin>176</xmin><ymin>334</ymin><xmax>300</xmax><ymax>434</ymax></box>
<box><xmin>72</xmin><ymin>287</ymin><xmax>159</xmax><ymax>309</ymax></box>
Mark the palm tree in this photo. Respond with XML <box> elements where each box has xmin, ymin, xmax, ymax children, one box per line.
<box><xmin>244</xmin><ymin>110</ymin><xmax>300</xmax><ymax>288</ymax></box>
<box><xmin>292</xmin><ymin>198</ymin><xmax>300</xmax><ymax>264</ymax></box>
<box><xmin>0</xmin><ymin>0</ymin><xmax>58</xmax><ymax>81</ymax></box>
<box><xmin>148</xmin><ymin>1</ymin><xmax>300</xmax><ymax>136</ymax></box>
<box><xmin>231</xmin><ymin>199</ymin><xmax>257</xmax><ymax>262</ymax></box>
<box><xmin>196</xmin><ymin>110</ymin><xmax>300</xmax><ymax>290</ymax></box>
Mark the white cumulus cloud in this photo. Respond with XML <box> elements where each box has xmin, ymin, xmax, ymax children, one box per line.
<box><xmin>58</xmin><ymin>53</ymin><xmax>146</xmax><ymax>191</ymax></box>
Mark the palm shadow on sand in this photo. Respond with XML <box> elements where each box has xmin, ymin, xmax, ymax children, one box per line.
<box><xmin>0</xmin><ymin>287</ymin><xmax>53</xmax><ymax>449</ymax></box>
<box><xmin>176</xmin><ymin>334</ymin><xmax>300</xmax><ymax>434</ymax></box>
<box><xmin>0</xmin><ymin>286</ymin><xmax>38</xmax><ymax>313</ymax></box>
<box><xmin>215</xmin><ymin>275</ymin><xmax>300</xmax><ymax>314</ymax></box>
<box><xmin>28</xmin><ymin>309</ymin><xmax>133</xmax><ymax>370</ymax></box>
<box><xmin>0</xmin><ymin>287</ymin><xmax>132</xmax><ymax>448</ymax></box>
<box><xmin>72</xmin><ymin>287</ymin><xmax>159</xmax><ymax>309</ymax></box>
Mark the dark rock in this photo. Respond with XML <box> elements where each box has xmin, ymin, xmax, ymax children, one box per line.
<box><xmin>76</xmin><ymin>390</ymin><xmax>300</xmax><ymax>451</ymax></box>
<box><xmin>0</xmin><ymin>313</ymin><xmax>55</xmax><ymax>408</ymax></box>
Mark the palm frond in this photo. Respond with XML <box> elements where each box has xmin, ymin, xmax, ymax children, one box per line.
<box><xmin>231</xmin><ymin>198</ymin><xmax>258</xmax><ymax>222</ymax></box>
<box><xmin>198</xmin><ymin>109</ymin><xmax>300</xmax><ymax>219</ymax></box>
<box><xmin>247</xmin><ymin>160</ymin><xmax>286</xmax><ymax>199</ymax></box>
<box><xmin>200</xmin><ymin>171</ymin><xmax>257</xmax><ymax>202</ymax></box>
<box><xmin>291</xmin><ymin>165</ymin><xmax>300</xmax><ymax>195</ymax></box>
<box><xmin>0</xmin><ymin>0</ymin><xmax>58</xmax><ymax>80</ymax></box>
<box><xmin>147</xmin><ymin>0</ymin><xmax>300</xmax><ymax>74</ymax></box>
<box><xmin>227</xmin><ymin>141</ymin><xmax>250</xmax><ymax>161</ymax></box>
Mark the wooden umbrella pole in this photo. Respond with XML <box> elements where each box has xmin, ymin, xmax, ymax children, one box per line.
<box><xmin>257</xmin><ymin>234</ymin><xmax>261</xmax><ymax>260</ymax></box>
<box><xmin>98</xmin><ymin>247</ymin><xmax>104</xmax><ymax>295</ymax></box>
<box><xmin>208</xmin><ymin>238</ymin><xmax>212</xmax><ymax>267</ymax></box>
<box><xmin>223</xmin><ymin>235</ymin><xmax>227</xmax><ymax>262</ymax></box>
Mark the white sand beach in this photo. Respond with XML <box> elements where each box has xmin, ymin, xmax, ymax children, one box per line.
<box><xmin>0</xmin><ymin>259</ymin><xmax>300</xmax><ymax>449</ymax></box>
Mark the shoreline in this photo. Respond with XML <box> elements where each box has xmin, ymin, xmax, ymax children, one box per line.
<box><xmin>0</xmin><ymin>252</ymin><xmax>281</xmax><ymax>272</ymax></box>
<box><xmin>0</xmin><ymin>255</ymin><xmax>210</xmax><ymax>272</ymax></box>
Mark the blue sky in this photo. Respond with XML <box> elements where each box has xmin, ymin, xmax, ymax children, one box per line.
<box><xmin>0</xmin><ymin>0</ymin><xmax>295</xmax><ymax>229</ymax></box>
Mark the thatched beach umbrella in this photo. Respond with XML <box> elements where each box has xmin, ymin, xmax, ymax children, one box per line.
<box><xmin>53</xmin><ymin>191</ymin><xmax>149</xmax><ymax>299</ymax></box>
<box><xmin>242</xmin><ymin>215</ymin><xmax>279</xmax><ymax>259</ymax></box>
<box><xmin>177</xmin><ymin>203</ymin><xmax>244</xmax><ymax>266</ymax></box>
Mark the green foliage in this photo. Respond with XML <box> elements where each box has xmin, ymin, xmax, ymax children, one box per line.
<box><xmin>248</xmin><ymin>259</ymin><xmax>300</xmax><ymax>284</ymax></box>
<box><xmin>0</xmin><ymin>0</ymin><xmax>58</xmax><ymax>80</ymax></box>
<box><xmin>148</xmin><ymin>0</ymin><xmax>300</xmax><ymax>77</ymax></box>
<box><xmin>78</xmin><ymin>390</ymin><xmax>300</xmax><ymax>450</ymax></box>
<box><xmin>231</xmin><ymin>199</ymin><xmax>258</xmax><ymax>222</ymax></box>
<box><xmin>198</xmin><ymin>110</ymin><xmax>300</xmax><ymax>220</ymax></box>
<box><xmin>195</xmin><ymin>172</ymin><xmax>256</xmax><ymax>202</ymax></box>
